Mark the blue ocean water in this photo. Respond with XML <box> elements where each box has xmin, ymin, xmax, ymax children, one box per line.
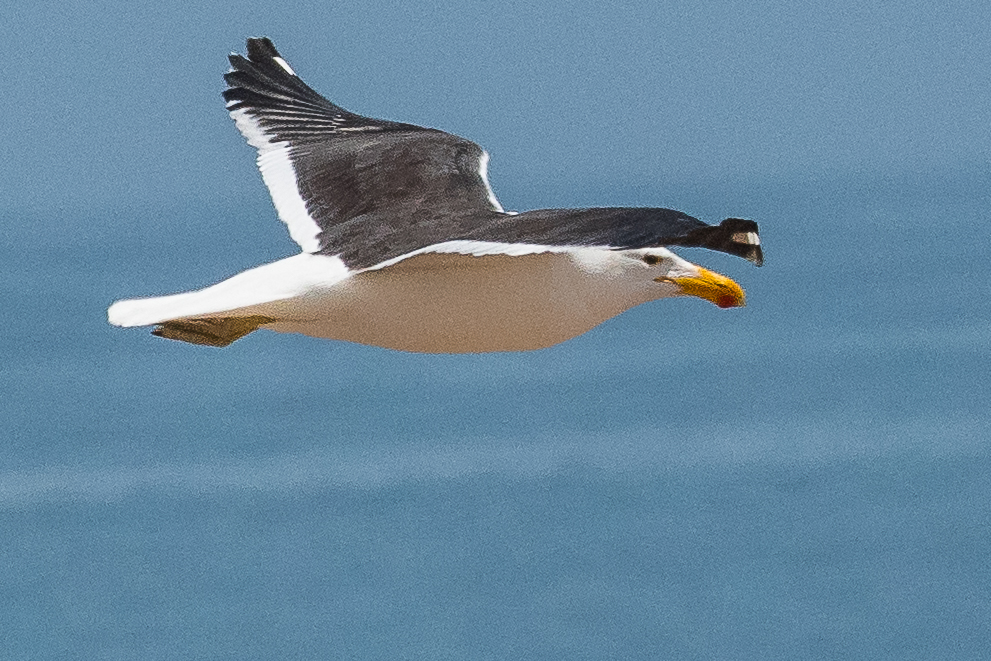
<box><xmin>2</xmin><ymin>170</ymin><xmax>989</xmax><ymax>659</ymax></box>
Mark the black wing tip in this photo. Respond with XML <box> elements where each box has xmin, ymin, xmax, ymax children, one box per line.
<box><xmin>228</xmin><ymin>37</ymin><xmax>291</xmax><ymax>72</ymax></box>
<box><xmin>227</xmin><ymin>37</ymin><xmax>280</xmax><ymax>68</ymax></box>
<box><xmin>667</xmin><ymin>217</ymin><xmax>764</xmax><ymax>266</ymax></box>
<box><xmin>717</xmin><ymin>218</ymin><xmax>763</xmax><ymax>266</ymax></box>
<box><xmin>224</xmin><ymin>36</ymin><xmax>320</xmax><ymax>113</ymax></box>
<box><xmin>742</xmin><ymin>246</ymin><xmax>764</xmax><ymax>267</ymax></box>
<box><xmin>246</xmin><ymin>37</ymin><xmax>280</xmax><ymax>60</ymax></box>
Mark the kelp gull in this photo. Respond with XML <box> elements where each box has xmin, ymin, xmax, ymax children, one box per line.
<box><xmin>108</xmin><ymin>38</ymin><xmax>763</xmax><ymax>353</ymax></box>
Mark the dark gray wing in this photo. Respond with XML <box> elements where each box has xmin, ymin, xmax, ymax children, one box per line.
<box><xmin>223</xmin><ymin>38</ymin><xmax>507</xmax><ymax>264</ymax></box>
<box><xmin>460</xmin><ymin>208</ymin><xmax>763</xmax><ymax>266</ymax></box>
<box><xmin>225</xmin><ymin>38</ymin><xmax>762</xmax><ymax>270</ymax></box>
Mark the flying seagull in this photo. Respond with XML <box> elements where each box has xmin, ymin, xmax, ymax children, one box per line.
<box><xmin>108</xmin><ymin>37</ymin><xmax>763</xmax><ymax>353</ymax></box>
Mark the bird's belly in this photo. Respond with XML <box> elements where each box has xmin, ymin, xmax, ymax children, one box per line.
<box><xmin>269</xmin><ymin>252</ymin><xmax>635</xmax><ymax>353</ymax></box>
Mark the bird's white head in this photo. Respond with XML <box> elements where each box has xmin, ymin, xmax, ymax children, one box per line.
<box><xmin>621</xmin><ymin>248</ymin><xmax>746</xmax><ymax>308</ymax></box>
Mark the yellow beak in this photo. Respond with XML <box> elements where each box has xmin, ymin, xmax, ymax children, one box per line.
<box><xmin>656</xmin><ymin>267</ymin><xmax>746</xmax><ymax>308</ymax></box>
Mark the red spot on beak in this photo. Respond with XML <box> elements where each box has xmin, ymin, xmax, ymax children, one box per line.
<box><xmin>717</xmin><ymin>295</ymin><xmax>739</xmax><ymax>309</ymax></box>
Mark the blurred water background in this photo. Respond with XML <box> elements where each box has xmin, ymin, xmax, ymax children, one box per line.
<box><xmin>2</xmin><ymin>0</ymin><xmax>990</xmax><ymax>657</ymax></box>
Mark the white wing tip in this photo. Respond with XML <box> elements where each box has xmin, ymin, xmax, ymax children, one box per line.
<box><xmin>732</xmin><ymin>231</ymin><xmax>760</xmax><ymax>246</ymax></box>
<box><xmin>273</xmin><ymin>56</ymin><xmax>296</xmax><ymax>76</ymax></box>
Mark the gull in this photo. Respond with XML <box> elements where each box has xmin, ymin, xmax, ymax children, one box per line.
<box><xmin>108</xmin><ymin>38</ymin><xmax>762</xmax><ymax>353</ymax></box>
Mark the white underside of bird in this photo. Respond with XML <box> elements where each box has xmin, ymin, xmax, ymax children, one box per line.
<box><xmin>107</xmin><ymin>246</ymin><xmax>742</xmax><ymax>353</ymax></box>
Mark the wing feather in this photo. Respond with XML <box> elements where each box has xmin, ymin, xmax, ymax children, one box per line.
<box><xmin>225</xmin><ymin>38</ymin><xmax>762</xmax><ymax>270</ymax></box>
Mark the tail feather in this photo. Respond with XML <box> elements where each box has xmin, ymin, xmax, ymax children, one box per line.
<box><xmin>107</xmin><ymin>253</ymin><xmax>350</xmax><ymax>332</ymax></box>
<box><xmin>108</xmin><ymin>290</ymin><xmax>218</xmax><ymax>328</ymax></box>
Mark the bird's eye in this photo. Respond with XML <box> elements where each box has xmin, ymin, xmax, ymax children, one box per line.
<box><xmin>642</xmin><ymin>254</ymin><xmax>661</xmax><ymax>266</ymax></box>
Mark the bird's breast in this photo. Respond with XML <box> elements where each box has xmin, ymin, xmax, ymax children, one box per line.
<box><xmin>269</xmin><ymin>251</ymin><xmax>650</xmax><ymax>353</ymax></box>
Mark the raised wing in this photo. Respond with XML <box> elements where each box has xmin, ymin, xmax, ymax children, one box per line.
<box><xmin>223</xmin><ymin>38</ymin><xmax>507</xmax><ymax>265</ymax></box>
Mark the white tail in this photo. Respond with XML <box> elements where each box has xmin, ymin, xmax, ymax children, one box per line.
<box><xmin>108</xmin><ymin>253</ymin><xmax>350</xmax><ymax>327</ymax></box>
